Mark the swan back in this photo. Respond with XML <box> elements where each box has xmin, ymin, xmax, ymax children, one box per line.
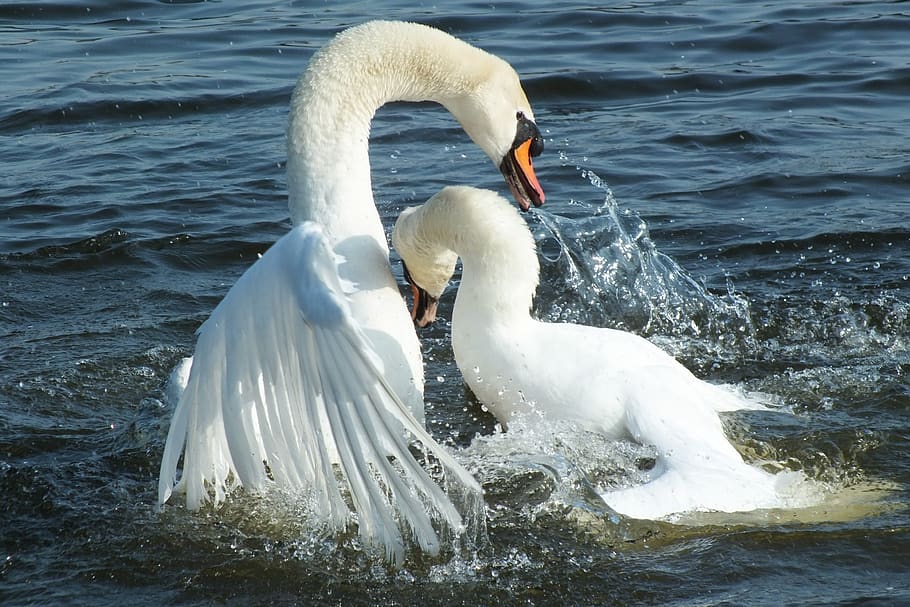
<box><xmin>393</xmin><ymin>185</ymin><xmax>539</xmax><ymax>313</ymax></box>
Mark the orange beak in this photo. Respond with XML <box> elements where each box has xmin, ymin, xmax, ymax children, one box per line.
<box><xmin>500</xmin><ymin>114</ymin><xmax>545</xmax><ymax>211</ymax></box>
<box><xmin>513</xmin><ymin>138</ymin><xmax>544</xmax><ymax>206</ymax></box>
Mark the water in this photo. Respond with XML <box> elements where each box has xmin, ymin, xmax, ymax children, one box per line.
<box><xmin>2</xmin><ymin>1</ymin><xmax>909</xmax><ymax>604</ymax></box>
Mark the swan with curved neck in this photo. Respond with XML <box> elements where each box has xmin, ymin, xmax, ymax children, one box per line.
<box><xmin>393</xmin><ymin>186</ymin><xmax>820</xmax><ymax>519</ymax></box>
<box><xmin>286</xmin><ymin>20</ymin><xmax>544</xmax><ymax>413</ymax></box>
<box><xmin>158</xmin><ymin>22</ymin><xmax>545</xmax><ymax>563</ymax></box>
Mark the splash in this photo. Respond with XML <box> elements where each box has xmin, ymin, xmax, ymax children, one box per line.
<box><xmin>530</xmin><ymin>168</ymin><xmax>755</xmax><ymax>356</ymax></box>
<box><xmin>443</xmin><ymin>166</ymin><xmax>891</xmax><ymax>538</ymax></box>
<box><xmin>453</xmin><ymin>410</ymin><xmax>895</xmax><ymax>548</ymax></box>
<box><xmin>458</xmin><ymin>414</ymin><xmax>662</xmax><ymax>544</ymax></box>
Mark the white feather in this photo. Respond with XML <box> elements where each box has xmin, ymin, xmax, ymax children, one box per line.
<box><xmin>158</xmin><ymin>223</ymin><xmax>480</xmax><ymax>564</ymax></box>
<box><xmin>158</xmin><ymin>19</ymin><xmax>543</xmax><ymax>563</ymax></box>
<box><xmin>393</xmin><ymin>186</ymin><xmax>825</xmax><ymax>521</ymax></box>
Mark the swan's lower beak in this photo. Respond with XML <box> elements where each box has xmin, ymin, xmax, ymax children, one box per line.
<box><xmin>402</xmin><ymin>261</ymin><xmax>439</xmax><ymax>327</ymax></box>
<box><xmin>410</xmin><ymin>283</ymin><xmax>439</xmax><ymax>327</ymax></box>
<box><xmin>499</xmin><ymin>117</ymin><xmax>545</xmax><ymax>212</ymax></box>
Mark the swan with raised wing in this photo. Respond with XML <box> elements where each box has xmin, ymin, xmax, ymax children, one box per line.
<box><xmin>158</xmin><ymin>21</ymin><xmax>545</xmax><ymax>563</ymax></box>
<box><xmin>393</xmin><ymin>186</ymin><xmax>818</xmax><ymax>520</ymax></box>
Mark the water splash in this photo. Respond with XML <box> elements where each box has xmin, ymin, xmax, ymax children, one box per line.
<box><xmin>530</xmin><ymin>169</ymin><xmax>755</xmax><ymax>355</ymax></box>
<box><xmin>458</xmin><ymin>414</ymin><xmax>661</xmax><ymax>543</ymax></box>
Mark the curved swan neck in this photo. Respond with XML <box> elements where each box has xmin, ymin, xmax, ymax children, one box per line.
<box><xmin>400</xmin><ymin>186</ymin><xmax>540</xmax><ymax>319</ymax></box>
<box><xmin>286</xmin><ymin>21</ymin><xmax>505</xmax><ymax>245</ymax></box>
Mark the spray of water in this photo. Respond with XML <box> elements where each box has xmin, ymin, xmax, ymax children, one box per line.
<box><xmin>530</xmin><ymin>168</ymin><xmax>756</xmax><ymax>362</ymax></box>
<box><xmin>435</xmin><ymin>166</ymin><xmax>891</xmax><ymax>547</ymax></box>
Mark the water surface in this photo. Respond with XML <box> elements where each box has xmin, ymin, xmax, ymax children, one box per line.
<box><xmin>2</xmin><ymin>1</ymin><xmax>909</xmax><ymax>605</ymax></box>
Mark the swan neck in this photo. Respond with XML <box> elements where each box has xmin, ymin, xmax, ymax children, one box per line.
<box><xmin>286</xmin><ymin>22</ymin><xmax>494</xmax><ymax>246</ymax></box>
<box><xmin>456</xmin><ymin>256</ymin><xmax>537</xmax><ymax>322</ymax></box>
<box><xmin>415</xmin><ymin>189</ymin><xmax>540</xmax><ymax>321</ymax></box>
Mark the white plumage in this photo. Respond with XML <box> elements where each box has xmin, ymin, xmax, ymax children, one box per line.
<box><xmin>393</xmin><ymin>186</ymin><xmax>821</xmax><ymax>520</ymax></box>
<box><xmin>159</xmin><ymin>223</ymin><xmax>475</xmax><ymax>559</ymax></box>
<box><xmin>158</xmin><ymin>21</ymin><xmax>546</xmax><ymax>563</ymax></box>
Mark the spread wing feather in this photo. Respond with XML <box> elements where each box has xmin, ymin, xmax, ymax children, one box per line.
<box><xmin>158</xmin><ymin>222</ymin><xmax>480</xmax><ymax>563</ymax></box>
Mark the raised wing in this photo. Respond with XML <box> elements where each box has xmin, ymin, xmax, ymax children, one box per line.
<box><xmin>158</xmin><ymin>222</ymin><xmax>481</xmax><ymax>563</ymax></box>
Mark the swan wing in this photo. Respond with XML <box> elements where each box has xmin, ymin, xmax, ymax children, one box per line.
<box><xmin>158</xmin><ymin>222</ymin><xmax>481</xmax><ymax>563</ymax></box>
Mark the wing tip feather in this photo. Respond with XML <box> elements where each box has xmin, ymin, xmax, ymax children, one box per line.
<box><xmin>156</xmin><ymin>221</ymin><xmax>482</xmax><ymax>564</ymax></box>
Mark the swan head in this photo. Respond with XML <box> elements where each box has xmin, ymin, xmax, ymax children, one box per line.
<box><xmin>442</xmin><ymin>62</ymin><xmax>545</xmax><ymax>212</ymax></box>
<box><xmin>393</xmin><ymin>186</ymin><xmax>538</xmax><ymax>327</ymax></box>
<box><xmin>394</xmin><ymin>205</ymin><xmax>459</xmax><ymax>327</ymax></box>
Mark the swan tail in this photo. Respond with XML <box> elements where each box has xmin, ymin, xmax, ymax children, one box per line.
<box><xmin>158</xmin><ymin>222</ymin><xmax>481</xmax><ymax>564</ymax></box>
<box><xmin>600</xmin><ymin>457</ymin><xmax>783</xmax><ymax>520</ymax></box>
<box><xmin>602</xmin><ymin>371</ymin><xmax>817</xmax><ymax>520</ymax></box>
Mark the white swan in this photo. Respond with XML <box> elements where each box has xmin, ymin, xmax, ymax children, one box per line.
<box><xmin>158</xmin><ymin>21</ymin><xmax>545</xmax><ymax>563</ymax></box>
<box><xmin>393</xmin><ymin>185</ymin><xmax>818</xmax><ymax>520</ymax></box>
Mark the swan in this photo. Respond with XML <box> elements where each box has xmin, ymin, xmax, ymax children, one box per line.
<box><xmin>393</xmin><ymin>185</ymin><xmax>817</xmax><ymax>520</ymax></box>
<box><xmin>157</xmin><ymin>21</ymin><xmax>545</xmax><ymax>563</ymax></box>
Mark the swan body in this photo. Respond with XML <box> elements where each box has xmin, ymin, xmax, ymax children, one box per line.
<box><xmin>158</xmin><ymin>21</ymin><xmax>545</xmax><ymax>563</ymax></box>
<box><xmin>393</xmin><ymin>186</ymin><xmax>814</xmax><ymax>520</ymax></box>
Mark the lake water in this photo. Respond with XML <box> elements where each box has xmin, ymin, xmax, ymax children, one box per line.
<box><xmin>2</xmin><ymin>1</ymin><xmax>909</xmax><ymax>605</ymax></box>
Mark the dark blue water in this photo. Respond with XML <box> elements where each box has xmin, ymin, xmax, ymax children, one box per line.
<box><xmin>2</xmin><ymin>2</ymin><xmax>909</xmax><ymax>605</ymax></box>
